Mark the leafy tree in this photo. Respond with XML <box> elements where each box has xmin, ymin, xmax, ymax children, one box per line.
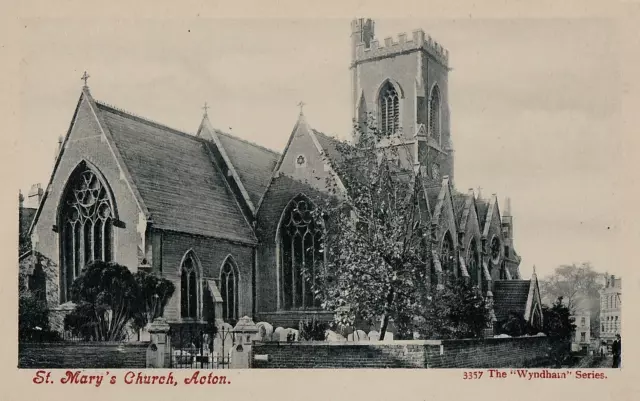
<box><xmin>539</xmin><ymin>263</ymin><xmax>603</xmax><ymax>336</ymax></box>
<box><xmin>413</xmin><ymin>278</ymin><xmax>490</xmax><ymax>340</ymax></box>
<box><xmin>18</xmin><ymin>290</ymin><xmax>57</xmax><ymax>341</ymax></box>
<box><xmin>311</xmin><ymin>114</ymin><xmax>431</xmax><ymax>340</ymax></box>
<box><xmin>65</xmin><ymin>261</ymin><xmax>138</xmax><ymax>341</ymax></box>
<box><xmin>131</xmin><ymin>271</ymin><xmax>175</xmax><ymax>331</ymax></box>
<box><xmin>65</xmin><ymin>261</ymin><xmax>176</xmax><ymax>341</ymax></box>
<box><xmin>542</xmin><ymin>297</ymin><xmax>576</xmax><ymax>367</ymax></box>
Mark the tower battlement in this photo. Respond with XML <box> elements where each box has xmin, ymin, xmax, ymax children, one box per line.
<box><xmin>353</xmin><ymin>28</ymin><xmax>449</xmax><ymax>67</ymax></box>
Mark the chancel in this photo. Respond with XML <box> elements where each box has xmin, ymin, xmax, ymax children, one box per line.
<box><xmin>20</xmin><ymin>18</ymin><xmax>543</xmax><ymax>335</ymax></box>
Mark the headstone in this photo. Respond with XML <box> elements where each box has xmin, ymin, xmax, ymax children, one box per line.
<box><xmin>273</xmin><ymin>327</ymin><xmax>286</xmax><ymax>342</ymax></box>
<box><xmin>382</xmin><ymin>332</ymin><xmax>394</xmax><ymax>342</ymax></box>
<box><xmin>325</xmin><ymin>330</ymin><xmax>346</xmax><ymax>342</ymax></box>
<box><xmin>348</xmin><ymin>330</ymin><xmax>369</xmax><ymax>341</ymax></box>
<box><xmin>368</xmin><ymin>330</ymin><xmax>380</xmax><ymax>341</ymax></box>
<box><xmin>256</xmin><ymin>322</ymin><xmax>274</xmax><ymax>341</ymax></box>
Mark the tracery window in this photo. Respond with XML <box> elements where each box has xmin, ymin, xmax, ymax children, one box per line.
<box><xmin>379</xmin><ymin>81</ymin><xmax>400</xmax><ymax>134</ymax></box>
<box><xmin>467</xmin><ymin>239</ymin><xmax>480</xmax><ymax>286</ymax></box>
<box><xmin>280</xmin><ymin>196</ymin><xmax>323</xmax><ymax>309</ymax></box>
<box><xmin>440</xmin><ymin>231</ymin><xmax>455</xmax><ymax>282</ymax></box>
<box><xmin>181</xmin><ymin>253</ymin><xmax>199</xmax><ymax>319</ymax></box>
<box><xmin>59</xmin><ymin>164</ymin><xmax>114</xmax><ymax>303</ymax></box>
<box><xmin>490</xmin><ymin>236</ymin><xmax>501</xmax><ymax>263</ymax></box>
<box><xmin>429</xmin><ymin>85</ymin><xmax>441</xmax><ymax>143</ymax></box>
<box><xmin>220</xmin><ymin>259</ymin><xmax>238</xmax><ymax>323</ymax></box>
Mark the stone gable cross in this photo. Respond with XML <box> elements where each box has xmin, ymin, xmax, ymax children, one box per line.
<box><xmin>81</xmin><ymin>71</ymin><xmax>90</xmax><ymax>88</ymax></box>
<box><xmin>297</xmin><ymin>101</ymin><xmax>306</xmax><ymax>116</ymax></box>
<box><xmin>202</xmin><ymin>102</ymin><xmax>210</xmax><ymax>117</ymax></box>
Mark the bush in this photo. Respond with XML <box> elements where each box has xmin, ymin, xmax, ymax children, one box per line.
<box><xmin>415</xmin><ymin>278</ymin><xmax>491</xmax><ymax>340</ymax></box>
<box><xmin>299</xmin><ymin>318</ymin><xmax>329</xmax><ymax>341</ymax></box>
<box><xmin>19</xmin><ymin>291</ymin><xmax>49</xmax><ymax>341</ymax></box>
<box><xmin>64</xmin><ymin>261</ymin><xmax>175</xmax><ymax>341</ymax></box>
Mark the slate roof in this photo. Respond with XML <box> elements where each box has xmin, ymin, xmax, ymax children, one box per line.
<box><xmin>214</xmin><ymin>130</ymin><xmax>280</xmax><ymax>206</ymax></box>
<box><xmin>96</xmin><ymin>102</ymin><xmax>256</xmax><ymax>244</ymax></box>
<box><xmin>452</xmin><ymin>193</ymin><xmax>467</xmax><ymax>226</ymax></box>
<box><xmin>492</xmin><ymin>280</ymin><xmax>531</xmax><ymax>322</ymax></box>
<box><xmin>425</xmin><ymin>185</ymin><xmax>442</xmax><ymax>216</ymax></box>
<box><xmin>476</xmin><ymin>198</ymin><xmax>489</xmax><ymax>227</ymax></box>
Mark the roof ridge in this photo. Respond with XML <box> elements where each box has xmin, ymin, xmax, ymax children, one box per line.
<box><xmin>215</xmin><ymin>129</ymin><xmax>280</xmax><ymax>156</ymax></box>
<box><xmin>95</xmin><ymin>100</ymin><xmax>198</xmax><ymax>140</ymax></box>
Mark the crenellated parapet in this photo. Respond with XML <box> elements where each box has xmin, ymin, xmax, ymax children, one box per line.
<box><xmin>354</xmin><ymin>29</ymin><xmax>449</xmax><ymax>67</ymax></box>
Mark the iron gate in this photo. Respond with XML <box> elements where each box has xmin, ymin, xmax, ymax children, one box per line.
<box><xmin>168</xmin><ymin>324</ymin><xmax>235</xmax><ymax>369</ymax></box>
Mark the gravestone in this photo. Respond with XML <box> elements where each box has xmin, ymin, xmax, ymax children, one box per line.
<box><xmin>325</xmin><ymin>330</ymin><xmax>346</xmax><ymax>342</ymax></box>
<box><xmin>256</xmin><ymin>322</ymin><xmax>274</xmax><ymax>341</ymax></box>
<box><xmin>368</xmin><ymin>330</ymin><xmax>380</xmax><ymax>341</ymax></box>
<box><xmin>348</xmin><ymin>330</ymin><xmax>369</xmax><ymax>341</ymax></box>
<box><xmin>272</xmin><ymin>327</ymin><xmax>285</xmax><ymax>342</ymax></box>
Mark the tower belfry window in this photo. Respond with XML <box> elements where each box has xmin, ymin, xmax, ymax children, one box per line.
<box><xmin>429</xmin><ymin>85</ymin><xmax>441</xmax><ymax>144</ymax></box>
<box><xmin>379</xmin><ymin>81</ymin><xmax>400</xmax><ymax>134</ymax></box>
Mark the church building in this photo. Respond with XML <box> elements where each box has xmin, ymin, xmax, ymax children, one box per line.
<box><xmin>21</xmin><ymin>19</ymin><xmax>543</xmax><ymax>335</ymax></box>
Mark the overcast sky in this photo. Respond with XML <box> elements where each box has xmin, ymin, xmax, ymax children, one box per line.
<box><xmin>18</xmin><ymin>17</ymin><xmax>623</xmax><ymax>279</ymax></box>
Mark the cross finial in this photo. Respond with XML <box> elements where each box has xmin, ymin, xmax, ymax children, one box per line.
<box><xmin>202</xmin><ymin>102</ymin><xmax>210</xmax><ymax>117</ymax></box>
<box><xmin>476</xmin><ymin>186</ymin><xmax>483</xmax><ymax>199</ymax></box>
<box><xmin>81</xmin><ymin>71</ymin><xmax>90</xmax><ymax>88</ymax></box>
<box><xmin>533</xmin><ymin>265</ymin><xmax>537</xmax><ymax>274</ymax></box>
<box><xmin>297</xmin><ymin>101</ymin><xmax>306</xmax><ymax>116</ymax></box>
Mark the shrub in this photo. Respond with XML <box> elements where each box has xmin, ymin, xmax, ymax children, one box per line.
<box><xmin>299</xmin><ymin>318</ymin><xmax>329</xmax><ymax>341</ymax></box>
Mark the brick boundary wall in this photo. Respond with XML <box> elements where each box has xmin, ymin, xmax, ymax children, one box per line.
<box><xmin>18</xmin><ymin>342</ymin><xmax>149</xmax><ymax>369</ymax></box>
<box><xmin>251</xmin><ymin>337</ymin><xmax>554</xmax><ymax>369</ymax></box>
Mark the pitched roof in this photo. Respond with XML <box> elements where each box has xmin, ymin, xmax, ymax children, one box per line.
<box><xmin>425</xmin><ymin>185</ymin><xmax>441</xmax><ymax>217</ymax></box>
<box><xmin>492</xmin><ymin>280</ymin><xmax>532</xmax><ymax>322</ymax></box>
<box><xmin>452</xmin><ymin>193</ymin><xmax>467</xmax><ymax>226</ymax></box>
<box><xmin>476</xmin><ymin>198</ymin><xmax>489</xmax><ymax>227</ymax></box>
<box><xmin>214</xmin><ymin>130</ymin><xmax>280</xmax><ymax>206</ymax></box>
<box><xmin>95</xmin><ymin>102</ymin><xmax>256</xmax><ymax>245</ymax></box>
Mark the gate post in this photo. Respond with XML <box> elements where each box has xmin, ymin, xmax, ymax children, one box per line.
<box><xmin>146</xmin><ymin>318</ymin><xmax>171</xmax><ymax>368</ymax></box>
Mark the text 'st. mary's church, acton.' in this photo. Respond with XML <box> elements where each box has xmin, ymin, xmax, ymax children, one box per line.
<box><xmin>20</xmin><ymin>19</ymin><xmax>543</xmax><ymax>334</ymax></box>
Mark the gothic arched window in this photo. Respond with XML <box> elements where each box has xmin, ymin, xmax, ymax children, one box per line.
<box><xmin>440</xmin><ymin>231</ymin><xmax>455</xmax><ymax>282</ymax></box>
<box><xmin>490</xmin><ymin>236</ymin><xmax>501</xmax><ymax>263</ymax></box>
<box><xmin>379</xmin><ymin>81</ymin><xmax>400</xmax><ymax>134</ymax></box>
<box><xmin>280</xmin><ymin>196</ymin><xmax>323</xmax><ymax>309</ymax></box>
<box><xmin>467</xmin><ymin>239</ymin><xmax>480</xmax><ymax>286</ymax></box>
<box><xmin>180</xmin><ymin>252</ymin><xmax>199</xmax><ymax>319</ymax></box>
<box><xmin>59</xmin><ymin>164</ymin><xmax>114</xmax><ymax>303</ymax></box>
<box><xmin>220</xmin><ymin>258</ymin><xmax>238</xmax><ymax>323</ymax></box>
<box><xmin>429</xmin><ymin>85</ymin><xmax>441</xmax><ymax>144</ymax></box>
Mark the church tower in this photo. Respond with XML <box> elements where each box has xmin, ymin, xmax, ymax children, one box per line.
<box><xmin>350</xmin><ymin>18</ymin><xmax>454</xmax><ymax>183</ymax></box>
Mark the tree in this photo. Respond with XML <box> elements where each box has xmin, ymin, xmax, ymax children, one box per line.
<box><xmin>310</xmin><ymin>115</ymin><xmax>438</xmax><ymax>340</ymax></box>
<box><xmin>539</xmin><ymin>263</ymin><xmax>603</xmax><ymax>336</ymax></box>
<box><xmin>65</xmin><ymin>262</ymin><xmax>176</xmax><ymax>341</ymax></box>
<box><xmin>131</xmin><ymin>271</ymin><xmax>175</xmax><ymax>332</ymax></box>
<box><xmin>413</xmin><ymin>278</ymin><xmax>490</xmax><ymax>340</ymax></box>
<box><xmin>542</xmin><ymin>297</ymin><xmax>576</xmax><ymax>367</ymax></box>
<box><xmin>64</xmin><ymin>261</ymin><xmax>138</xmax><ymax>341</ymax></box>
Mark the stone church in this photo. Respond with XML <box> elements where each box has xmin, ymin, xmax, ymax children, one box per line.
<box><xmin>21</xmin><ymin>19</ymin><xmax>543</xmax><ymax>334</ymax></box>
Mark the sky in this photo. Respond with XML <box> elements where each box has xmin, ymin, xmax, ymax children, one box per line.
<box><xmin>17</xmin><ymin>17</ymin><xmax>624</xmax><ymax>279</ymax></box>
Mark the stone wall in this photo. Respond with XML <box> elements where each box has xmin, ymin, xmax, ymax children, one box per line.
<box><xmin>18</xmin><ymin>342</ymin><xmax>148</xmax><ymax>369</ymax></box>
<box><xmin>251</xmin><ymin>336</ymin><xmax>554</xmax><ymax>369</ymax></box>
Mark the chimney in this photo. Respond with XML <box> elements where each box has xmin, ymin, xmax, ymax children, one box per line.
<box><xmin>19</xmin><ymin>190</ymin><xmax>24</xmax><ymax>209</ymax></box>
